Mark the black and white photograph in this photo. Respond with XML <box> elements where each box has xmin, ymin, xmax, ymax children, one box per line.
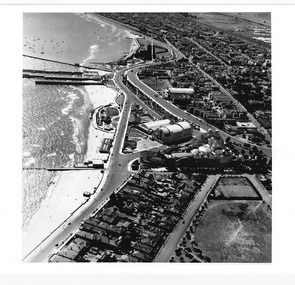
<box><xmin>22</xmin><ymin>11</ymin><xmax>272</xmax><ymax>263</ymax></box>
<box><xmin>1</xmin><ymin>1</ymin><xmax>295</xmax><ymax>284</ymax></box>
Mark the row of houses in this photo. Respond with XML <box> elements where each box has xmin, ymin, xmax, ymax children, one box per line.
<box><xmin>50</xmin><ymin>169</ymin><xmax>208</xmax><ymax>262</ymax></box>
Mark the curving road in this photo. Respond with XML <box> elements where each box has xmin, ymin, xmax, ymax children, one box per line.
<box><xmin>24</xmin><ymin>63</ymin><xmax>169</xmax><ymax>262</ymax></box>
<box><xmin>24</xmin><ymin>36</ymin><xmax>271</xmax><ymax>261</ymax></box>
<box><xmin>126</xmin><ymin>69</ymin><xmax>272</xmax><ymax>157</ymax></box>
<box><xmin>24</xmin><ymin>68</ymin><xmax>146</xmax><ymax>262</ymax></box>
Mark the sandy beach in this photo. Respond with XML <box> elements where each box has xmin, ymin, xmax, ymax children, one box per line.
<box><xmin>22</xmin><ymin>84</ymin><xmax>120</xmax><ymax>258</ymax></box>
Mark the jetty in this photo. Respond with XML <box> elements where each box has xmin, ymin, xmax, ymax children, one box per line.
<box><xmin>23</xmin><ymin>69</ymin><xmax>83</xmax><ymax>75</ymax></box>
<box><xmin>35</xmin><ymin>80</ymin><xmax>104</xmax><ymax>85</ymax></box>
<box><xmin>23</xmin><ymin>68</ymin><xmax>107</xmax><ymax>85</ymax></box>
<box><xmin>23</xmin><ymin>160</ymin><xmax>104</xmax><ymax>171</ymax></box>
<box><xmin>23</xmin><ymin>54</ymin><xmax>110</xmax><ymax>71</ymax></box>
<box><xmin>22</xmin><ymin>167</ymin><xmax>103</xmax><ymax>171</ymax></box>
<box><xmin>23</xmin><ymin>74</ymin><xmax>102</xmax><ymax>81</ymax></box>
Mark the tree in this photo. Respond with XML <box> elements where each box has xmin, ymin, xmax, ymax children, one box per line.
<box><xmin>175</xmin><ymin>249</ymin><xmax>181</xmax><ymax>257</ymax></box>
<box><xmin>252</xmin><ymin>145</ymin><xmax>258</xmax><ymax>153</ymax></box>
<box><xmin>225</xmin><ymin>136</ymin><xmax>231</xmax><ymax>144</ymax></box>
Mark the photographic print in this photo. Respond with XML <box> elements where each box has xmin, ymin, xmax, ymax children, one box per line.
<box><xmin>22</xmin><ymin>12</ymin><xmax>272</xmax><ymax>263</ymax></box>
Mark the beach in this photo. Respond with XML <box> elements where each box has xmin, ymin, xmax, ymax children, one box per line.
<box><xmin>22</xmin><ymin>12</ymin><xmax>138</xmax><ymax>259</ymax></box>
<box><xmin>22</xmin><ymin>84</ymin><xmax>120</xmax><ymax>258</ymax></box>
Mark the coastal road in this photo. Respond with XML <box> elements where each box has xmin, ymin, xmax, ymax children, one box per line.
<box><xmin>154</xmin><ymin>175</ymin><xmax>219</xmax><ymax>262</ymax></box>
<box><xmin>126</xmin><ymin>68</ymin><xmax>272</xmax><ymax>157</ymax></box>
<box><xmin>24</xmin><ymin>63</ymin><xmax>166</xmax><ymax>262</ymax></box>
<box><xmin>24</xmin><ymin>68</ymin><xmax>144</xmax><ymax>262</ymax></box>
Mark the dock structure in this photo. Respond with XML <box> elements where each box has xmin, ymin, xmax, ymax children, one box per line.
<box><xmin>23</xmin><ymin>68</ymin><xmax>106</xmax><ymax>85</ymax></box>
<box><xmin>23</xmin><ymin>74</ymin><xmax>102</xmax><ymax>81</ymax></box>
<box><xmin>23</xmin><ymin>69</ymin><xmax>83</xmax><ymax>75</ymax></box>
<box><xmin>23</xmin><ymin>161</ymin><xmax>104</xmax><ymax>171</ymax></box>
<box><xmin>22</xmin><ymin>167</ymin><xmax>101</xmax><ymax>171</ymax></box>
<box><xmin>23</xmin><ymin>54</ymin><xmax>110</xmax><ymax>71</ymax></box>
<box><xmin>35</xmin><ymin>80</ymin><xmax>104</xmax><ymax>85</ymax></box>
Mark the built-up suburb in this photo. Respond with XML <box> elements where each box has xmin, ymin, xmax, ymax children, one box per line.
<box><xmin>23</xmin><ymin>12</ymin><xmax>272</xmax><ymax>263</ymax></box>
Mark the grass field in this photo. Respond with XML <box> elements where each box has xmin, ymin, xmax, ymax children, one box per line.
<box><xmin>212</xmin><ymin>176</ymin><xmax>260</xmax><ymax>199</ymax></box>
<box><xmin>193</xmin><ymin>200</ymin><xmax>271</xmax><ymax>262</ymax></box>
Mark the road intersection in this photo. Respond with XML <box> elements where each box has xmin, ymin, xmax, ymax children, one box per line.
<box><xmin>24</xmin><ymin>41</ymin><xmax>271</xmax><ymax>261</ymax></box>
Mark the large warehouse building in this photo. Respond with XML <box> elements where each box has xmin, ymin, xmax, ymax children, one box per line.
<box><xmin>138</xmin><ymin>119</ymin><xmax>171</xmax><ymax>134</ymax></box>
<box><xmin>153</xmin><ymin>121</ymin><xmax>193</xmax><ymax>144</ymax></box>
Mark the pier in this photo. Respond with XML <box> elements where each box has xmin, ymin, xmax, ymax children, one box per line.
<box><xmin>23</xmin><ymin>69</ymin><xmax>83</xmax><ymax>75</ymax></box>
<box><xmin>23</xmin><ymin>54</ymin><xmax>109</xmax><ymax>71</ymax></box>
<box><xmin>22</xmin><ymin>167</ymin><xmax>103</xmax><ymax>171</ymax></box>
<box><xmin>35</xmin><ymin>80</ymin><xmax>104</xmax><ymax>85</ymax></box>
<box><xmin>23</xmin><ymin>68</ymin><xmax>106</xmax><ymax>85</ymax></box>
<box><xmin>23</xmin><ymin>54</ymin><xmax>81</xmax><ymax>68</ymax></box>
<box><xmin>23</xmin><ymin>74</ymin><xmax>101</xmax><ymax>81</ymax></box>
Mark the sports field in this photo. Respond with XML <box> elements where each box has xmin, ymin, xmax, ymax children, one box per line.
<box><xmin>212</xmin><ymin>176</ymin><xmax>261</xmax><ymax>199</ymax></box>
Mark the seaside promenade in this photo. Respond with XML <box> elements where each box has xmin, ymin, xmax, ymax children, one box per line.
<box><xmin>23</xmin><ymin>60</ymin><xmax>159</xmax><ymax>262</ymax></box>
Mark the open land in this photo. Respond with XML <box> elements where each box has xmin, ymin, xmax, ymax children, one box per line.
<box><xmin>192</xmin><ymin>200</ymin><xmax>271</xmax><ymax>263</ymax></box>
<box><xmin>212</xmin><ymin>176</ymin><xmax>261</xmax><ymax>198</ymax></box>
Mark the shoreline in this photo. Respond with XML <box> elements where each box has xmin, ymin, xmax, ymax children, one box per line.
<box><xmin>22</xmin><ymin>14</ymin><xmax>136</xmax><ymax>259</ymax></box>
<box><xmin>22</xmin><ymin>85</ymin><xmax>119</xmax><ymax>259</ymax></box>
<box><xmin>90</xmin><ymin>13</ymin><xmax>142</xmax><ymax>62</ymax></box>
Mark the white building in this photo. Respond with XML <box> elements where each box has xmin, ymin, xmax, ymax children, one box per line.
<box><xmin>236</xmin><ymin>121</ymin><xmax>257</xmax><ymax>130</ymax></box>
<box><xmin>154</xmin><ymin>121</ymin><xmax>193</xmax><ymax>144</ymax></box>
<box><xmin>168</xmin><ymin>88</ymin><xmax>195</xmax><ymax>95</ymax></box>
<box><xmin>138</xmin><ymin>119</ymin><xmax>171</xmax><ymax>134</ymax></box>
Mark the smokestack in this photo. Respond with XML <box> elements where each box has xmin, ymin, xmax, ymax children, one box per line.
<box><xmin>151</xmin><ymin>39</ymin><xmax>154</xmax><ymax>61</ymax></box>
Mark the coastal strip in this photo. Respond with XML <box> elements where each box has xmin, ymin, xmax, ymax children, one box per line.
<box><xmin>22</xmin><ymin>85</ymin><xmax>119</xmax><ymax>258</ymax></box>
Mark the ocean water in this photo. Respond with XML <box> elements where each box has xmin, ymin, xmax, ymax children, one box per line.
<box><xmin>22</xmin><ymin>13</ymin><xmax>132</xmax><ymax>230</ymax></box>
<box><xmin>23</xmin><ymin>13</ymin><xmax>132</xmax><ymax>64</ymax></box>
